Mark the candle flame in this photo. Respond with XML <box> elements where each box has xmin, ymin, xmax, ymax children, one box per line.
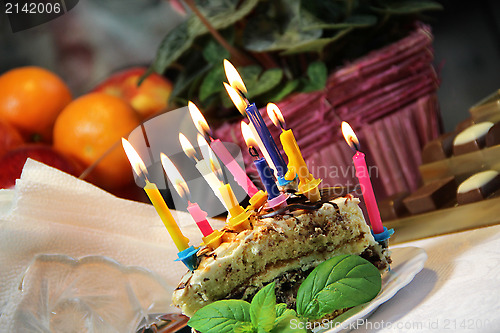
<box><xmin>179</xmin><ymin>133</ymin><xmax>198</xmax><ymax>161</ymax></box>
<box><xmin>160</xmin><ymin>153</ymin><xmax>190</xmax><ymax>200</ymax></box>
<box><xmin>266</xmin><ymin>103</ymin><xmax>286</xmax><ymax>129</ymax></box>
<box><xmin>197</xmin><ymin>133</ymin><xmax>223</xmax><ymax>180</ymax></box>
<box><xmin>241</xmin><ymin>121</ymin><xmax>258</xmax><ymax>149</ymax></box>
<box><xmin>341</xmin><ymin>121</ymin><xmax>360</xmax><ymax>151</ymax></box>
<box><xmin>223</xmin><ymin>59</ymin><xmax>247</xmax><ymax>94</ymax></box>
<box><xmin>121</xmin><ymin>138</ymin><xmax>149</xmax><ymax>179</ymax></box>
<box><xmin>188</xmin><ymin>101</ymin><xmax>211</xmax><ymax>136</ymax></box>
<box><xmin>209</xmin><ymin>157</ymin><xmax>225</xmax><ymax>183</ymax></box>
<box><xmin>223</xmin><ymin>82</ymin><xmax>247</xmax><ymax>116</ymax></box>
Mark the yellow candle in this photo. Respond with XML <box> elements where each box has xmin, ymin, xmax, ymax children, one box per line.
<box><xmin>280</xmin><ymin>129</ymin><xmax>322</xmax><ymax>202</ymax></box>
<box><xmin>219</xmin><ymin>183</ymin><xmax>244</xmax><ymax>217</ymax></box>
<box><xmin>281</xmin><ymin>129</ymin><xmax>309</xmax><ymax>181</ymax></box>
<box><xmin>219</xmin><ymin>183</ymin><xmax>251</xmax><ymax>231</ymax></box>
<box><xmin>144</xmin><ymin>180</ymin><xmax>190</xmax><ymax>252</ymax></box>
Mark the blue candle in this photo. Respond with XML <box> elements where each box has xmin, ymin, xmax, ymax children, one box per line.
<box><xmin>241</xmin><ymin>120</ymin><xmax>288</xmax><ymax>210</ymax></box>
<box><xmin>246</xmin><ymin>103</ymin><xmax>288</xmax><ymax>179</ymax></box>
<box><xmin>254</xmin><ymin>157</ymin><xmax>281</xmax><ymax>200</ymax></box>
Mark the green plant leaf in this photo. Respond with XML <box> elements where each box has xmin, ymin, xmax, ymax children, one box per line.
<box><xmin>280</xmin><ymin>28</ymin><xmax>353</xmax><ymax>55</ymax></box>
<box><xmin>237</xmin><ymin>66</ymin><xmax>283</xmax><ymax>98</ymax></box>
<box><xmin>251</xmin><ymin>68</ymin><xmax>284</xmax><ymax>98</ymax></box>
<box><xmin>274</xmin><ymin>304</ymin><xmax>297</xmax><ymax>325</ymax></box>
<box><xmin>250</xmin><ymin>282</ymin><xmax>276</xmax><ymax>332</ymax></box>
<box><xmin>242</xmin><ymin>0</ymin><xmax>323</xmax><ymax>52</ymax></box>
<box><xmin>189</xmin><ymin>0</ymin><xmax>260</xmax><ymax>34</ymax></box>
<box><xmin>234</xmin><ymin>321</ymin><xmax>257</xmax><ymax>333</ymax></box>
<box><xmin>296</xmin><ymin>255</ymin><xmax>382</xmax><ymax>320</ymax></box>
<box><xmin>188</xmin><ymin>299</ymin><xmax>252</xmax><ymax>333</ymax></box>
<box><xmin>150</xmin><ymin>20</ymin><xmax>194</xmax><ymax>74</ymax></box>
<box><xmin>271</xmin><ymin>304</ymin><xmax>306</xmax><ymax>333</ymax></box>
<box><xmin>371</xmin><ymin>1</ymin><xmax>443</xmax><ymax>14</ymax></box>
<box><xmin>301</xmin><ymin>61</ymin><xmax>327</xmax><ymax>92</ymax></box>
<box><xmin>307</xmin><ymin>15</ymin><xmax>378</xmax><ymax>30</ymax></box>
<box><xmin>200</xmin><ymin>66</ymin><xmax>225</xmax><ymax>102</ymax></box>
<box><xmin>263</xmin><ymin>79</ymin><xmax>300</xmax><ymax>102</ymax></box>
<box><xmin>150</xmin><ymin>0</ymin><xmax>259</xmax><ymax>76</ymax></box>
<box><xmin>203</xmin><ymin>39</ymin><xmax>231</xmax><ymax>65</ymax></box>
<box><xmin>169</xmin><ymin>50</ymin><xmax>212</xmax><ymax>100</ymax></box>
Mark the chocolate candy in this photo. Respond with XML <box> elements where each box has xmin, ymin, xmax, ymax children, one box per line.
<box><xmin>378</xmin><ymin>192</ymin><xmax>409</xmax><ymax>221</ymax></box>
<box><xmin>455</xmin><ymin>118</ymin><xmax>475</xmax><ymax>133</ymax></box>
<box><xmin>453</xmin><ymin>122</ymin><xmax>494</xmax><ymax>155</ymax></box>
<box><xmin>422</xmin><ymin>132</ymin><xmax>456</xmax><ymax>164</ymax></box>
<box><xmin>457</xmin><ymin>170</ymin><xmax>500</xmax><ymax>205</ymax></box>
<box><xmin>486</xmin><ymin>122</ymin><xmax>500</xmax><ymax>147</ymax></box>
<box><xmin>403</xmin><ymin>176</ymin><xmax>456</xmax><ymax>215</ymax></box>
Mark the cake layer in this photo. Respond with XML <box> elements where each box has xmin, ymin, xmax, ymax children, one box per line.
<box><xmin>172</xmin><ymin>196</ymin><xmax>390</xmax><ymax>317</ymax></box>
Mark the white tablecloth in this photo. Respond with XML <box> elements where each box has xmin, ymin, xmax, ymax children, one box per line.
<box><xmin>356</xmin><ymin>225</ymin><xmax>500</xmax><ymax>333</ymax></box>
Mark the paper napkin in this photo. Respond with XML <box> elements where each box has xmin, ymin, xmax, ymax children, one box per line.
<box><xmin>0</xmin><ymin>159</ymin><xmax>224</xmax><ymax>332</ymax></box>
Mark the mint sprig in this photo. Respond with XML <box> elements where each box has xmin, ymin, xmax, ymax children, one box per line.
<box><xmin>188</xmin><ymin>255</ymin><xmax>381</xmax><ymax>332</ymax></box>
<box><xmin>187</xmin><ymin>300</ymin><xmax>251</xmax><ymax>333</ymax></box>
<box><xmin>188</xmin><ymin>283</ymin><xmax>304</xmax><ymax>333</ymax></box>
<box><xmin>250</xmin><ymin>282</ymin><xmax>277</xmax><ymax>332</ymax></box>
<box><xmin>296</xmin><ymin>255</ymin><xmax>382</xmax><ymax>320</ymax></box>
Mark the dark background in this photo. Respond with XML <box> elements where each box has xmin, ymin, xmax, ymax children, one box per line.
<box><xmin>432</xmin><ymin>0</ymin><xmax>500</xmax><ymax>131</ymax></box>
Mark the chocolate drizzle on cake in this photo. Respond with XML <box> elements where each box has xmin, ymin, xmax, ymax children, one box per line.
<box><xmin>259</xmin><ymin>187</ymin><xmax>353</xmax><ymax>218</ymax></box>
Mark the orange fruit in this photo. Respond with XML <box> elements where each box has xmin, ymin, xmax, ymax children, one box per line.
<box><xmin>0</xmin><ymin>66</ymin><xmax>72</xmax><ymax>142</ymax></box>
<box><xmin>53</xmin><ymin>92</ymin><xmax>140</xmax><ymax>189</ymax></box>
<box><xmin>93</xmin><ymin>67</ymin><xmax>172</xmax><ymax>120</ymax></box>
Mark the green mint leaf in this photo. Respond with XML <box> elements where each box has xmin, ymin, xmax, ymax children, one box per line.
<box><xmin>275</xmin><ymin>303</ymin><xmax>290</xmax><ymax>318</ymax></box>
<box><xmin>250</xmin><ymin>282</ymin><xmax>277</xmax><ymax>332</ymax></box>
<box><xmin>234</xmin><ymin>321</ymin><xmax>257</xmax><ymax>333</ymax></box>
<box><xmin>271</xmin><ymin>303</ymin><xmax>306</xmax><ymax>333</ymax></box>
<box><xmin>188</xmin><ymin>300</ymin><xmax>252</xmax><ymax>333</ymax></box>
<box><xmin>296</xmin><ymin>255</ymin><xmax>382</xmax><ymax>320</ymax></box>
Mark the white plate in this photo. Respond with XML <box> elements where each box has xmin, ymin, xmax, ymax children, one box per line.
<box><xmin>313</xmin><ymin>246</ymin><xmax>427</xmax><ymax>333</ymax></box>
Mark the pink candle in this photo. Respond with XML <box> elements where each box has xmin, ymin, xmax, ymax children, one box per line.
<box><xmin>210</xmin><ymin>138</ymin><xmax>259</xmax><ymax>197</ymax></box>
<box><xmin>352</xmin><ymin>151</ymin><xmax>384</xmax><ymax>234</ymax></box>
<box><xmin>187</xmin><ymin>202</ymin><xmax>213</xmax><ymax>237</ymax></box>
<box><xmin>188</xmin><ymin>101</ymin><xmax>259</xmax><ymax>197</ymax></box>
<box><xmin>342</xmin><ymin>122</ymin><xmax>384</xmax><ymax>235</ymax></box>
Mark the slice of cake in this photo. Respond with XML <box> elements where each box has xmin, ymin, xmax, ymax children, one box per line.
<box><xmin>172</xmin><ymin>193</ymin><xmax>391</xmax><ymax>317</ymax></box>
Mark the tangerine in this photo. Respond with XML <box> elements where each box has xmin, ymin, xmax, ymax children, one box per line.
<box><xmin>0</xmin><ymin>66</ymin><xmax>72</xmax><ymax>142</ymax></box>
<box><xmin>53</xmin><ymin>92</ymin><xmax>140</xmax><ymax>189</ymax></box>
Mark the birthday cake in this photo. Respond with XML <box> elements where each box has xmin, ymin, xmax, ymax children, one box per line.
<box><xmin>172</xmin><ymin>190</ymin><xmax>391</xmax><ymax>318</ymax></box>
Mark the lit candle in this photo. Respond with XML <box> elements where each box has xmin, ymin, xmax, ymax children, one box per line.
<box><xmin>188</xmin><ymin>101</ymin><xmax>261</xmax><ymax>197</ymax></box>
<box><xmin>223</xmin><ymin>60</ymin><xmax>289</xmax><ymax>185</ymax></box>
<box><xmin>160</xmin><ymin>153</ymin><xmax>215</xmax><ymax>236</ymax></box>
<box><xmin>241</xmin><ymin>121</ymin><xmax>287</xmax><ymax>210</ymax></box>
<box><xmin>160</xmin><ymin>152</ymin><xmax>225</xmax><ymax>250</ymax></box>
<box><xmin>180</xmin><ymin>132</ymin><xmax>227</xmax><ymax>210</ymax></box>
<box><xmin>219</xmin><ymin>183</ymin><xmax>252</xmax><ymax>232</ymax></box>
<box><xmin>341</xmin><ymin>122</ymin><xmax>393</xmax><ymax>241</ymax></box>
<box><xmin>121</xmin><ymin>138</ymin><xmax>197</xmax><ymax>270</ymax></box>
<box><xmin>267</xmin><ymin>103</ymin><xmax>321</xmax><ymax>202</ymax></box>
<box><xmin>197</xmin><ymin>133</ymin><xmax>266</xmax><ymax>210</ymax></box>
